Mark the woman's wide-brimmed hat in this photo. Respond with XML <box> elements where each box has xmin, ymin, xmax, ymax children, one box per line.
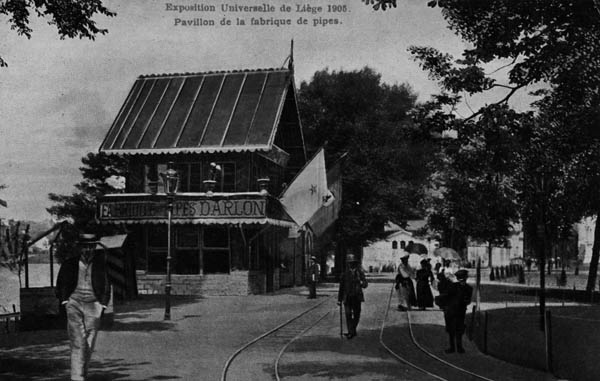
<box><xmin>78</xmin><ymin>233</ymin><xmax>100</xmax><ymax>246</ymax></box>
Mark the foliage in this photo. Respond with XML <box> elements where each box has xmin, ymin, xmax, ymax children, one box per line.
<box><xmin>381</xmin><ymin>1</ymin><xmax>600</xmax><ymax>290</ymax></box>
<box><xmin>297</xmin><ymin>67</ymin><xmax>435</xmax><ymax>247</ymax></box>
<box><xmin>47</xmin><ymin>152</ymin><xmax>127</xmax><ymax>260</ymax></box>
<box><xmin>0</xmin><ymin>221</ymin><xmax>30</xmax><ymax>287</ymax></box>
<box><xmin>0</xmin><ymin>0</ymin><xmax>115</xmax><ymax>67</ymax></box>
<box><xmin>423</xmin><ymin>104</ymin><xmax>522</xmax><ymax>252</ymax></box>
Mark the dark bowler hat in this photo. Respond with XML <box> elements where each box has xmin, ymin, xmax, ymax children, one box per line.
<box><xmin>455</xmin><ymin>269</ymin><xmax>469</xmax><ymax>280</ymax></box>
<box><xmin>346</xmin><ymin>254</ymin><xmax>359</xmax><ymax>263</ymax></box>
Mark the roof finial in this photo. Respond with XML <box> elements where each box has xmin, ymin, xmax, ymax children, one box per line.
<box><xmin>289</xmin><ymin>39</ymin><xmax>294</xmax><ymax>71</ymax></box>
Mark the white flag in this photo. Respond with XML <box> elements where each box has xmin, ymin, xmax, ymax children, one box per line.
<box><xmin>280</xmin><ymin>148</ymin><xmax>328</xmax><ymax>226</ymax></box>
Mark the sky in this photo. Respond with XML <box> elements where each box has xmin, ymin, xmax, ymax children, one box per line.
<box><xmin>0</xmin><ymin>0</ymin><xmax>533</xmax><ymax>221</ymax></box>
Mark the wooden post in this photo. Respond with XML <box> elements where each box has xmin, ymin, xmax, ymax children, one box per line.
<box><xmin>544</xmin><ymin>310</ymin><xmax>553</xmax><ymax>373</ymax></box>
<box><xmin>483</xmin><ymin>311</ymin><xmax>489</xmax><ymax>354</ymax></box>
<box><xmin>24</xmin><ymin>250</ymin><xmax>29</xmax><ymax>288</ymax></box>
<box><xmin>468</xmin><ymin>304</ymin><xmax>476</xmax><ymax>340</ymax></box>
<box><xmin>49</xmin><ymin>243</ymin><xmax>54</xmax><ymax>288</ymax></box>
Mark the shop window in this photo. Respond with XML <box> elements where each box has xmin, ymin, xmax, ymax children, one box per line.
<box><xmin>145</xmin><ymin>226</ymin><xmax>201</xmax><ymax>274</ymax></box>
<box><xmin>189</xmin><ymin>163</ymin><xmax>202</xmax><ymax>191</ymax></box>
<box><xmin>148</xmin><ymin>225</ymin><xmax>167</xmax><ymax>248</ymax></box>
<box><xmin>156</xmin><ymin>163</ymin><xmax>167</xmax><ymax>191</ymax></box>
<box><xmin>176</xmin><ymin>162</ymin><xmax>203</xmax><ymax>192</ymax></box>
<box><xmin>144</xmin><ymin>162</ymin><xmax>203</xmax><ymax>193</ymax></box>
<box><xmin>177</xmin><ymin>226</ymin><xmax>199</xmax><ymax>248</ymax></box>
<box><xmin>392</xmin><ymin>241</ymin><xmax>398</xmax><ymax>249</ymax></box>
<box><xmin>174</xmin><ymin>249</ymin><xmax>200</xmax><ymax>274</ymax></box>
<box><xmin>174</xmin><ymin>226</ymin><xmax>200</xmax><ymax>274</ymax></box>
<box><xmin>203</xmin><ymin>227</ymin><xmax>230</xmax><ymax>274</ymax></box>
<box><xmin>147</xmin><ymin>249</ymin><xmax>167</xmax><ymax>274</ymax></box>
<box><xmin>204</xmin><ymin>227</ymin><xmax>229</xmax><ymax>248</ymax></box>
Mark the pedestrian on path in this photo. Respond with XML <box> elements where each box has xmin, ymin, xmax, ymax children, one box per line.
<box><xmin>338</xmin><ymin>254</ymin><xmax>368</xmax><ymax>339</ymax></box>
<box><xmin>307</xmin><ymin>256</ymin><xmax>320</xmax><ymax>299</ymax></box>
<box><xmin>443</xmin><ymin>269</ymin><xmax>472</xmax><ymax>354</ymax></box>
<box><xmin>395</xmin><ymin>253</ymin><xmax>416</xmax><ymax>311</ymax></box>
<box><xmin>416</xmin><ymin>259</ymin><xmax>434</xmax><ymax>310</ymax></box>
<box><xmin>56</xmin><ymin>233</ymin><xmax>111</xmax><ymax>381</ymax></box>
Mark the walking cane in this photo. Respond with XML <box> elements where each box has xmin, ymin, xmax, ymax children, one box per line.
<box><xmin>339</xmin><ymin>302</ymin><xmax>344</xmax><ymax>338</ymax></box>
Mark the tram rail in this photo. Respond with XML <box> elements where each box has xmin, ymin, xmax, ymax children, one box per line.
<box><xmin>380</xmin><ymin>284</ymin><xmax>496</xmax><ymax>381</ymax></box>
<box><xmin>220</xmin><ymin>297</ymin><xmax>333</xmax><ymax>381</ymax></box>
<box><xmin>221</xmin><ymin>284</ymin><xmax>497</xmax><ymax>381</ymax></box>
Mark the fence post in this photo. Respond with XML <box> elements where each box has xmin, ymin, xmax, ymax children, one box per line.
<box><xmin>50</xmin><ymin>243</ymin><xmax>54</xmax><ymax>288</ymax></box>
<box><xmin>468</xmin><ymin>305</ymin><xmax>476</xmax><ymax>341</ymax></box>
<box><xmin>483</xmin><ymin>311</ymin><xmax>489</xmax><ymax>354</ymax></box>
<box><xmin>545</xmin><ymin>310</ymin><xmax>553</xmax><ymax>373</ymax></box>
<box><xmin>14</xmin><ymin>304</ymin><xmax>19</xmax><ymax>331</ymax></box>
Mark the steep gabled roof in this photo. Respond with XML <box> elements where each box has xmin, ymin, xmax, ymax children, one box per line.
<box><xmin>100</xmin><ymin>68</ymin><xmax>293</xmax><ymax>155</ymax></box>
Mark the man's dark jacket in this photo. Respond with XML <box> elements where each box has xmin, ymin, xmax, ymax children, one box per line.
<box><xmin>56</xmin><ymin>252</ymin><xmax>111</xmax><ymax>306</ymax></box>
<box><xmin>338</xmin><ymin>267</ymin><xmax>368</xmax><ymax>303</ymax></box>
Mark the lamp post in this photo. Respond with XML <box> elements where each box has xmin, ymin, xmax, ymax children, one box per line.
<box><xmin>534</xmin><ymin>169</ymin><xmax>550</xmax><ymax>330</ymax></box>
<box><xmin>162</xmin><ymin>162</ymin><xmax>179</xmax><ymax>321</ymax></box>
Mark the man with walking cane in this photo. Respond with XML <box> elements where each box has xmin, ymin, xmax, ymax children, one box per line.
<box><xmin>337</xmin><ymin>254</ymin><xmax>368</xmax><ymax>339</ymax></box>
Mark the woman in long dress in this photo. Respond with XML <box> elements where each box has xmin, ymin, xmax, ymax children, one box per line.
<box><xmin>416</xmin><ymin>259</ymin><xmax>434</xmax><ymax>310</ymax></box>
<box><xmin>395</xmin><ymin>254</ymin><xmax>417</xmax><ymax>311</ymax></box>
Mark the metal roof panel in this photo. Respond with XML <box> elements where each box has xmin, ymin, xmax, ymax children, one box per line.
<box><xmin>246</xmin><ymin>71</ymin><xmax>289</xmax><ymax>145</ymax></box>
<box><xmin>223</xmin><ymin>72</ymin><xmax>267</xmax><ymax>146</ymax></box>
<box><xmin>100</xmin><ymin>69</ymin><xmax>293</xmax><ymax>153</ymax></box>
<box><xmin>200</xmin><ymin>74</ymin><xmax>245</xmax><ymax>146</ymax></box>
<box><xmin>101</xmin><ymin>79</ymin><xmax>143</xmax><ymax>150</ymax></box>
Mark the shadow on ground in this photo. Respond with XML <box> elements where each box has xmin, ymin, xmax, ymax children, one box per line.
<box><xmin>107</xmin><ymin>320</ymin><xmax>175</xmax><ymax>332</ymax></box>
<box><xmin>278</xmin><ymin>328</ymin><xmax>403</xmax><ymax>379</ymax></box>
<box><xmin>0</xmin><ymin>346</ymin><xmax>179</xmax><ymax>381</ymax></box>
<box><xmin>115</xmin><ymin>295</ymin><xmax>204</xmax><ymax>314</ymax></box>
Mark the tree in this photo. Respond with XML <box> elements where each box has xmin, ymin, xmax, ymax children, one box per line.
<box><xmin>47</xmin><ymin>152</ymin><xmax>127</xmax><ymax>259</ymax></box>
<box><xmin>422</xmin><ymin>104</ymin><xmax>523</xmax><ymax>265</ymax></box>
<box><xmin>0</xmin><ymin>0</ymin><xmax>115</xmax><ymax>67</ymax></box>
<box><xmin>297</xmin><ymin>67</ymin><xmax>435</xmax><ymax>248</ymax></box>
<box><xmin>370</xmin><ymin>0</ymin><xmax>600</xmax><ymax>292</ymax></box>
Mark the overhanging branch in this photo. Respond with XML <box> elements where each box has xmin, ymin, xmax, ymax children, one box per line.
<box><xmin>464</xmin><ymin>84</ymin><xmax>527</xmax><ymax>122</ymax></box>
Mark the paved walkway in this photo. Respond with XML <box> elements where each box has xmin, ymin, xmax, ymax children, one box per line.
<box><xmin>0</xmin><ymin>282</ymin><xmax>563</xmax><ymax>381</ymax></box>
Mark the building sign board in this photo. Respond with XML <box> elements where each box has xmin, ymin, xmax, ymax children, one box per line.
<box><xmin>99</xmin><ymin>198</ymin><xmax>266</xmax><ymax>221</ymax></box>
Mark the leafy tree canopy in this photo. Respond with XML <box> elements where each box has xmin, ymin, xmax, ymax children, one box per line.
<box><xmin>0</xmin><ymin>0</ymin><xmax>115</xmax><ymax>67</ymax></box>
<box><xmin>298</xmin><ymin>67</ymin><xmax>435</xmax><ymax>247</ymax></box>
<box><xmin>47</xmin><ymin>152</ymin><xmax>127</xmax><ymax>258</ymax></box>
<box><xmin>373</xmin><ymin>1</ymin><xmax>600</xmax><ymax>270</ymax></box>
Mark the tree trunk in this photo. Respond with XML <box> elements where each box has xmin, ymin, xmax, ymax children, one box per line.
<box><xmin>488</xmin><ymin>242</ymin><xmax>493</xmax><ymax>268</ymax></box>
<box><xmin>585</xmin><ymin>213</ymin><xmax>600</xmax><ymax>294</ymax></box>
<box><xmin>538</xmin><ymin>227</ymin><xmax>546</xmax><ymax>330</ymax></box>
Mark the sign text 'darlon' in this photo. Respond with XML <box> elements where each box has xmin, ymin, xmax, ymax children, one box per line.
<box><xmin>99</xmin><ymin>198</ymin><xmax>266</xmax><ymax>220</ymax></box>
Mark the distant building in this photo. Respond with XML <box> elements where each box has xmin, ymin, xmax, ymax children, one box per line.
<box><xmin>466</xmin><ymin>222</ymin><xmax>524</xmax><ymax>267</ymax></box>
<box><xmin>362</xmin><ymin>221</ymin><xmax>439</xmax><ymax>272</ymax></box>
<box><xmin>578</xmin><ymin>217</ymin><xmax>596</xmax><ymax>264</ymax></box>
